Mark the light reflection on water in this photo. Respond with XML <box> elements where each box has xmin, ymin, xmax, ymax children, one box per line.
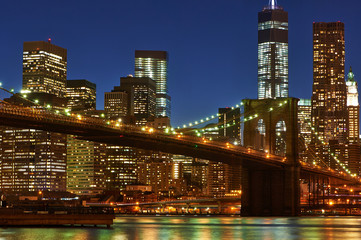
<box><xmin>1</xmin><ymin>216</ymin><xmax>361</xmax><ymax>239</ymax></box>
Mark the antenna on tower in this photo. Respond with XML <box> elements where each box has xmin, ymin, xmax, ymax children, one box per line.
<box><xmin>269</xmin><ymin>0</ymin><xmax>277</xmax><ymax>9</ymax></box>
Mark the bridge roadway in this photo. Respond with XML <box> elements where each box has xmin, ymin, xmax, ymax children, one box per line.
<box><xmin>0</xmin><ymin>101</ymin><xmax>357</xmax><ymax>182</ymax></box>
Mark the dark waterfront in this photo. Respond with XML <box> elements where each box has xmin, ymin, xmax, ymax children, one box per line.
<box><xmin>1</xmin><ymin>216</ymin><xmax>361</xmax><ymax>239</ymax></box>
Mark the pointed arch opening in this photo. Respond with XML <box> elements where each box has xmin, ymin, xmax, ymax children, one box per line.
<box><xmin>275</xmin><ymin>120</ymin><xmax>286</xmax><ymax>156</ymax></box>
<box><xmin>255</xmin><ymin>119</ymin><xmax>266</xmax><ymax>151</ymax></box>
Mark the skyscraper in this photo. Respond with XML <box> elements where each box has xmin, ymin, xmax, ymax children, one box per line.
<box><xmin>0</xmin><ymin>94</ymin><xmax>67</xmax><ymax>192</ymax></box>
<box><xmin>135</xmin><ymin>50</ymin><xmax>171</xmax><ymax>118</ymax></box>
<box><xmin>66</xmin><ymin>79</ymin><xmax>106</xmax><ymax>196</ymax></box>
<box><xmin>119</xmin><ymin>76</ymin><xmax>156</xmax><ymax>126</ymax></box>
<box><xmin>0</xmin><ymin>40</ymin><xmax>68</xmax><ymax>192</ymax></box>
<box><xmin>23</xmin><ymin>40</ymin><xmax>67</xmax><ymax>98</ymax></box>
<box><xmin>311</xmin><ymin>22</ymin><xmax>348</xmax><ymax>171</ymax></box>
<box><xmin>66</xmin><ymin>79</ymin><xmax>96</xmax><ymax>112</ymax></box>
<box><xmin>346</xmin><ymin>67</ymin><xmax>359</xmax><ymax>144</ymax></box>
<box><xmin>346</xmin><ymin>67</ymin><xmax>361</xmax><ymax>176</ymax></box>
<box><xmin>258</xmin><ymin>0</ymin><xmax>288</xmax><ymax>99</ymax></box>
<box><xmin>312</xmin><ymin>22</ymin><xmax>347</xmax><ymax>145</ymax></box>
<box><xmin>104</xmin><ymin>89</ymin><xmax>128</xmax><ymax>120</ymax></box>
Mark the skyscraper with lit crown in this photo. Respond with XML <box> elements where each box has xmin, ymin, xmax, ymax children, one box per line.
<box><xmin>258</xmin><ymin>0</ymin><xmax>288</xmax><ymax>99</ymax></box>
<box><xmin>346</xmin><ymin>67</ymin><xmax>359</xmax><ymax>144</ymax></box>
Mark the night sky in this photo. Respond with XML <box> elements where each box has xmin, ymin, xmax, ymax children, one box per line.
<box><xmin>0</xmin><ymin>0</ymin><xmax>360</xmax><ymax>127</ymax></box>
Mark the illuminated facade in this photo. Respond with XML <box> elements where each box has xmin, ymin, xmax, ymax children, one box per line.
<box><xmin>135</xmin><ymin>50</ymin><xmax>171</xmax><ymax>118</ymax></box>
<box><xmin>298</xmin><ymin>99</ymin><xmax>312</xmax><ymax>163</ymax></box>
<box><xmin>207</xmin><ymin>162</ymin><xmax>242</xmax><ymax>198</ymax></box>
<box><xmin>298</xmin><ymin>99</ymin><xmax>312</xmax><ymax>146</ymax></box>
<box><xmin>104</xmin><ymin>89</ymin><xmax>128</xmax><ymax>120</ymax></box>
<box><xmin>104</xmin><ymin>85</ymin><xmax>139</xmax><ymax>191</ymax></box>
<box><xmin>66</xmin><ymin>79</ymin><xmax>107</xmax><ymax>196</ymax></box>
<box><xmin>66</xmin><ymin>137</ymin><xmax>106</xmax><ymax>195</ymax></box>
<box><xmin>23</xmin><ymin>40</ymin><xmax>67</xmax><ymax>98</ymax></box>
<box><xmin>311</xmin><ymin>22</ymin><xmax>349</xmax><ymax>171</ymax></box>
<box><xmin>311</xmin><ymin>22</ymin><xmax>347</xmax><ymax>145</ymax></box>
<box><xmin>346</xmin><ymin>67</ymin><xmax>359</xmax><ymax>144</ymax></box>
<box><xmin>0</xmin><ymin>93</ymin><xmax>67</xmax><ymax>192</ymax></box>
<box><xmin>346</xmin><ymin>67</ymin><xmax>361</xmax><ymax>175</ymax></box>
<box><xmin>0</xmin><ymin>128</ymin><xmax>66</xmax><ymax>192</ymax></box>
<box><xmin>258</xmin><ymin>0</ymin><xmax>288</xmax><ymax>99</ymax></box>
<box><xmin>119</xmin><ymin>76</ymin><xmax>156</xmax><ymax>126</ymax></box>
<box><xmin>66</xmin><ymin>79</ymin><xmax>96</xmax><ymax>112</ymax></box>
<box><xmin>0</xmin><ymin>40</ymin><xmax>68</xmax><ymax>192</ymax></box>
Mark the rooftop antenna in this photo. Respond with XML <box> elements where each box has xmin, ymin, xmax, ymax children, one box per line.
<box><xmin>269</xmin><ymin>0</ymin><xmax>277</xmax><ymax>9</ymax></box>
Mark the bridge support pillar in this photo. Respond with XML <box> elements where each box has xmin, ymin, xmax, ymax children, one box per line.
<box><xmin>242</xmin><ymin>98</ymin><xmax>300</xmax><ymax>216</ymax></box>
<box><xmin>241</xmin><ymin>165</ymin><xmax>300</xmax><ymax>216</ymax></box>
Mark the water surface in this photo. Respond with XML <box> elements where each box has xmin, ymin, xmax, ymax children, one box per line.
<box><xmin>1</xmin><ymin>216</ymin><xmax>361</xmax><ymax>239</ymax></box>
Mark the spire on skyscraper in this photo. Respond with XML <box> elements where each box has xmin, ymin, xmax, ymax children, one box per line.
<box><xmin>348</xmin><ymin>66</ymin><xmax>355</xmax><ymax>82</ymax></box>
<box><xmin>269</xmin><ymin>0</ymin><xmax>277</xmax><ymax>8</ymax></box>
<box><xmin>264</xmin><ymin>0</ymin><xmax>282</xmax><ymax>11</ymax></box>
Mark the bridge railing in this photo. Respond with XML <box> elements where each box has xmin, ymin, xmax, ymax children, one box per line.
<box><xmin>0</xmin><ymin>102</ymin><xmax>285</xmax><ymax>163</ymax></box>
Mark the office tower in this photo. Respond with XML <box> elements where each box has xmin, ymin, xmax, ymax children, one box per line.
<box><xmin>66</xmin><ymin>79</ymin><xmax>106</xmax><ymax>196</ymax></box>
<box><xmin>23</xmin><ymin>40</ymin><xmax>67</xmax><ymax>98</ymax></box>
<box><xmin>218</xmin><ymin>108</ymin><xmax>241</xmax><ymax>142</ymax></box>
<box><xmin>0</xmin><ymin>94</ymin><xmax>67</xmax><ymax>192</ymax></box>
<box><xmin>346</xmin><ymin>67</ymin><xmax>361</xmax><ymax>175</ymax></box>
<box><xmin>66</xmin><ymin>138</ymin><xmax>106</xmax><ymax>195</ymax></box>
<box><xmin>258</xmin><ymin>0</ymin><xmax>288</xmax><ymax>99</ymax></box>
<box><xmin>135</xmin><ymin>50</ymin><xmax>171</xmax><ymax>118</ymax></box>
<box><xmin>104</xmin><ymin>85</ymin><xmax>138</xmax><ymax>191</ymax></box>
<box><xmin>0</xmin><ymin>40</ymin><xmax>68</xmax><ymax>192</ymax></box>
<box><xmin>119</xmin><ymin>76</ymin><xmax>156</xmax><ymax>126</ymax></box>
<box><xmin>104</xmin><ymin>88</ymin><xmax>128</xmax><ymax>120</ymax></box>
<box><xmin>66</xmin><ymin>79</ymin><xmax>96</xmax><ymax>112</ymax></box>
<box><xmin>311</xmin><ymin>22</ymin><xmax>348</xmax><ymax>171</ymax></box>
<box><xmin>346</xmin><ymin>67</ymin><xmax>359</xmax><ymax>144</ymax></box>
<box><xmin>312</xmin><ymin>22</ymin><xmax>347</xmax><ymax>145</ymax></box>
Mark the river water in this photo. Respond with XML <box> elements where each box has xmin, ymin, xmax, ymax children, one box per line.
<box><xmin>1</xmin><ymin>216</ymin><xmax>361</xmax><ymax>239</ymax></box>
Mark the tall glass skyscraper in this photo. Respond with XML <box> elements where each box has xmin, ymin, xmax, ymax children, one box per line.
<box><xmin>135</xmin><ymin>50</ymin><xmax>171</xmax><ymax>118</ymax></box>
<box><xmin>258</xmin><ymin>0</ymin><xmax>288</xmax><ymax>99</ymax></box>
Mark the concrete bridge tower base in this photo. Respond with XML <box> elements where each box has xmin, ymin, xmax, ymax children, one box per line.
<box><xmin>241</xmin><ymin>98</ymin><xmax>300</xmax><ymax>216</ymax></box>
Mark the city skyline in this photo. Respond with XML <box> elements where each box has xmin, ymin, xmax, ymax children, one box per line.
<box><xmin>0</xmin><ymin>0</ymin><xmax>361</xmax><ymax>127</ymax></box>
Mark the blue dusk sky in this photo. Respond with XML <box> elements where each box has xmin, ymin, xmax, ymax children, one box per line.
<box><xmin>0</xmin><ymin>0</ymin><xmax>360</xmax><ymax>127</ymax></box>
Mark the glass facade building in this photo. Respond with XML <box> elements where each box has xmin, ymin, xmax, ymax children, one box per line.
<box><xmin>258</xmin><ymin>1</ymin><xmax>288</xmax><ymax>99</ymax></box>
<box><xmin>135</xmin><ymin>50</ymin><xmax>171</xmax><ymax>118</ymax></box>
